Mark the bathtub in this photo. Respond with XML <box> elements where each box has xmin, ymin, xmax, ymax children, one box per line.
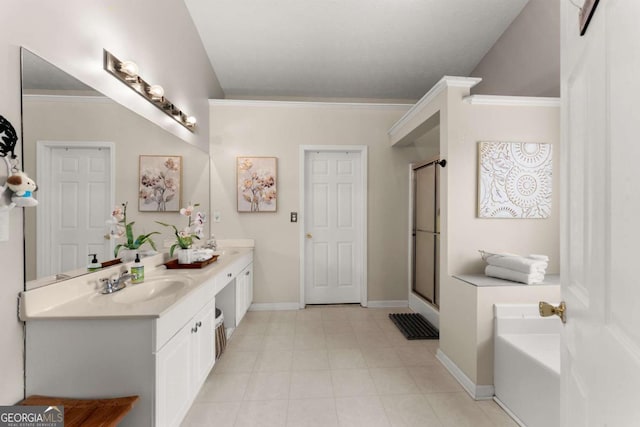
<box><xmin>493</xmin><ymin>304</ymin><xmax>561</xmax><ymax>427</ymax></box>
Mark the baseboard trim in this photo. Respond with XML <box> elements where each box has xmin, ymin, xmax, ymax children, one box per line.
<box><xmin>436</xmin><ymin>349</ymin><xmax>494</xmax><ymax>400</ymax></box>
<box><xmin>249</xmin><ymin>302</ymin><xmax>299</xmax><ymax>311</ymax></box>
<box><xmin>367</xmin><ymin>300</ymin><xmax>409</xmax><ymax>308</ymax></box>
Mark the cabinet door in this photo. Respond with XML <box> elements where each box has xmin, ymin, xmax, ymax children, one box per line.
<box><xmin>244</xmin><ymin>264</ymin><xmax>253</xmax><ymax>313</ymax></box>
<box><xmin>156</xmin><ymin>324</ymin><xmax>192</xmax><ymax>427</ymax></box>
<box><xmin>236</xmin><ymin>274</ymin><xmax>246</xmax><ymax>326</ymax></box>
<box><xmin>192</xmin><ymin>299</ymin><xmax>216</xmax><ymax>393</ymax></box>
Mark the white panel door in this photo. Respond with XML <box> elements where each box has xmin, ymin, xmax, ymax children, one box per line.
<box><xmin>561</xmin><ymin>0</ymin><xmax>640</xmax><ymax>424</ymax></box>
<box><xmin>304</xmin><ymin>151</ymin><xmax>362</xmax><ymax>304</ymax></box>
<box><xmin>39</xmin><ymin>144</ymin><xmax>112</xmax><ymax>276</ymax></box>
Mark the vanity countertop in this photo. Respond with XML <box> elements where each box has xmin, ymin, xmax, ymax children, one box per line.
<box><xmin>20</xmin><ymin>246</ymin><xmax>253</xmax><ymax>320</ymax></box>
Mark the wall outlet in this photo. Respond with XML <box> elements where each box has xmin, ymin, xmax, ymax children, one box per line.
<box><xmin>290</xmin><ymin>212</ymin><xmax>297</xmax><ymax>223</ymax></box>
<box><xmin>213</xmin><ymin>211</ymin><xmax>221</xmax><ymax>223</ymax></box>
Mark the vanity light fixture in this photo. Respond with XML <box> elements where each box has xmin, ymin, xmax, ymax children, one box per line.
<box><xmin>103</xmin><ymin>50</ymin><xmax>197</xmax><ymax>132</ymax></box>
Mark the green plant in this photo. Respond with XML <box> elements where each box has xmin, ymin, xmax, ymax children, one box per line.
<box><xmin>108</xmin><ymin>202</ymin><xmax>159</xmax><ymax>257</ymax></box>
<box><xmin>156</xmin><ymin>203</ymin><xmax>205</xmax><ymax>257</ymax></box>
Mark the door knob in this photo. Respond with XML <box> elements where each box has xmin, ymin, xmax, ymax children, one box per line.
<box><xmin>306</xmin><ymin>233</ymin><xmax>313</xmax><ymax>239</ymax></box>
<box><xmin>539</xmin><ymin>301</ymin><xmax>566</xmax><ymax>324</ymax></box>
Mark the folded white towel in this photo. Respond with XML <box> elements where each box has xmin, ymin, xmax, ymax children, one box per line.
<box><xmin>485</xmin><ymin>265</ymin><xmax>544</xmax><ymax>285</ymax></box>
<box><xmin>485</xmin><ymin>255</ymin><xmax>547</xmax><ymax>274</ymax></box>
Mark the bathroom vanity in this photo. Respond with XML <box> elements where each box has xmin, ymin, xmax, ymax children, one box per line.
<box><xmin>20</xmin><ymin>245</ymin><xmax>253</xmax><ymax>427</ymax></box>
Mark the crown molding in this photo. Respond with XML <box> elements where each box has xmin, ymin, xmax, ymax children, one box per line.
<box><xmin>209</xmin><ymin>98</ymin><xmax>413</xmax><ymax>111</ymax></box>
<box><xmin>463</xmin><ymin>95</ymin><xmax>561</xmax><ymax>107</ymax></box>
<box><xmin>388</xmin><ymin>76</ymin><xmax>482</xmax><ymax>139</ymax></box>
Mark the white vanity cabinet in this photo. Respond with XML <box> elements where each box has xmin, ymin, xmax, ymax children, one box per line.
<box><xmin>23</xmin><ymin>248</ymin><xmax>254</xmax><ymax>427</ymax></box>
<box><xmin>236</xmin><ymin>263</ymin><xmax>253</xmax><ymax>325</ymax></box>
<box><xmin>156</xmin><ymin>299</ymin><xmax>216</xmax><ymax>427</ymax></box>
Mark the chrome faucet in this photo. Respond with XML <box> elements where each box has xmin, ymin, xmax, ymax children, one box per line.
<box><xmin>100</xmin><ymin>272</ymin><xmax>134</xmax><ymax>294</ymax></box>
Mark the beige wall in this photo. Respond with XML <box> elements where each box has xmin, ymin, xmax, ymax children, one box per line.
<box><xmin>448</xmin><ymin>103</ymin><xmax>561</xmax><ymax>275</ymax></box>
<box><xmin>0</xmin><ymin>0</ymin><xmax>221</xmax><ymax>403</ymax></box>
<box><xmin>471</xmin><ymin>0</ymin><xmax>560</xmax><ymax>97</ymax></box>
<box><xmin>23</xmin><ymin>97</ymin><xmax>211</xmax><ymax>283</ymax></box>
<box><xmin>209</xmin><ymin>101</ymin><xmax>430</xmax><ymax>304</ymax></box>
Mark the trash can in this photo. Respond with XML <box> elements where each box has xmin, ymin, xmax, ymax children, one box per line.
<box><xmin>214</xmin><ymin>308</ymin><xmax>226</xmax><ymax>360</ymax></box>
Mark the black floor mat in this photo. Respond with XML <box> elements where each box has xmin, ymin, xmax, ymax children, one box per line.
<box><xmin>389</xmin><ymin>313</ymin><xmax>439</xmax><ymax>340</ymax></box>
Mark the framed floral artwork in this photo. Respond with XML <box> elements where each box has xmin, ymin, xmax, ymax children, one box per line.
<box><xmin>138</xmin><ymin>155</ymin><xmax>182</xmax><ymax>212</ymax></box>
<box><xmin>237</xmin><ymin>157</ymin><xmax>277</xmax><ymax>212</ymax></box>
<box><xmin>478</xmin><ymin>142</ymin><xmax>552</xmax><ymax>219</ymax></box>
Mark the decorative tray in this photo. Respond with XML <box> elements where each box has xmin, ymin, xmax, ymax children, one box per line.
<box><xmin>101</xmin><ymin>259</ymin><xmax>123</xmax><ymax>268</ymax></box>
<box><xmin>163</xmin><ymin>255</ymin><xmax>219</xmax><ymax>269</ymax></box>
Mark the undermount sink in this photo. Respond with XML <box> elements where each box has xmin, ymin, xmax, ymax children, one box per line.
<box><xmin>92</xmin><ymin>277</ymin><xmax>190</xmax><ymax>305</ymax></box>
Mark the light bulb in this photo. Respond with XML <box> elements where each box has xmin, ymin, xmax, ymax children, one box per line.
<box><xmin>118</xmin><ymin>60</ymin><xmax>139</xmax><ymax>78</ymax></box>
<box><xmin>148</xmin><ymin>84</ymin><xmax>164</xmax><ymax>100</ymax></box>
<box><xmin>185</xmin><ymin>116</ymin><xmax>197</xmax><ymax>127</ymax></box>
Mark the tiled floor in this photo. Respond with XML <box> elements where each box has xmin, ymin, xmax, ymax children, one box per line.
<box><xmin>181</xmin><ymin>305</ymin><xmax>517</xmax><ymax>427</ymax></box>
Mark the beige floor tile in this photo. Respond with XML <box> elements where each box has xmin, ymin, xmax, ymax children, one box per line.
<box><xmin>243</xmin><ymin>311</ymin><xmax>273</xmax><ymax>323</ymax></box>
<box><xmin>195</xmin><ymin>372</ymin><xmax>251</xmax><ymax>402</ymax></box>
<box><xmin>263</xmin><ymin>334</ymin><xmax>296</xmax><ymax>351</ymax></box>
<box><xmin>331</xmin><ymin>369</ymin><xmax>377</xmax><ymax>397</ymax></box>
<box><xmin>369</xmin><ymin>367</ymin><xmax>420</xmax><ymax>395</ymax></box>
<box><xmin>233</xmin><ymin>320</ymin><xmax>268</xmax><ymax>336</ymax></box>
<box><xmin>326</xmin><ymin>333</ymin><xmax>359</xmax><ymax>349</ymax></box>
<box><xmin>253</xmin><ymin>350</ymin><xmax>293</xmax><ymax>372</ymax></box>
<box><xmin>296</xmin><ymin>320</ymin><xmax>325</xmax><ymax>335</ymax></box>
<box><xmin>320</xmin><ymin>306</ymin><xmax>352</xmax><ymax>321</ymax></box>
<box><xmin>226</xmin><ymin>334</ymin><xmax>265</xmax><ymax>352</ymax></box>
<box><xmin>322</xmin><ymin>319</ymin><xmax>354</xmax><ymax>335</ymax></box>
<box><xmin>395</xmin><ymin>345</ymin><xmax>438</xmax><ymax>366</ymax></box>
<box><xmin>212</xmin><ymin>351</ymin><xmax>258</xmax><ymax>374</ymax></box>
<box><xmin>286</xmin><ymin>398</ymin><xmax>339</xmax><ymax>427</ymax></box>
<box><xmin>357</xmin><ymin>332</ymin><xmax>392</xmax><ymax>349</ymax></box>
<box><xmin>234</xmin><ymin>400</ymin><xmax>288</xmax><ymax>427</ymax></box>
<box><xmin>243</xmin><ymin>371</ymin><xmax>291</xmax><ymax>400</ymax></box>
<box><xmin>335</xmin><ymin>396</ymin><xmax>391</xmax><ymax>427</ymax></box>
<box><xmin>350</xmin><ymin>320</ymin><xmax>383</xmax><ymax>334</ymax></box>
<box><xmin>296</xmin><ymin>309</ymin><xmax>323</xmax><ymax>322</ymax></box>
<box><xmin>379</xmin><ymin>394</ymin><xmax>443</xmax><ymax>427</ymax></box>
<box><xmin>328</xmin><ymin>348</ymin><xmax>367</xmax><ymax>369</ymax></box>
<box><xmin>180</xmin><ymin>401</ymin><xmax>240</xmax><ymax>427</ymax></box>
<box><xmin>270</xmin><ymin>311</ymin><xmax>298</xmax><ymax>322</ymax></box>
<box><xmin>411</xmin><ymin>365</ymin><xmax>463</xmax><ymax>393</ymax></box>
<box><xmin>476</xmin><ymin>400</ymin><xmax>519</xmax><ymax>427</ymax></box>
<box><xmin>346</xmin><ymin>310</ymin><xmax>372</xmax><ymax>322</ymax></box>
<box><xmin>294</xmin><ymin>332</ymin><xmax>327</xmax><ymax>350</ymax></box>
<box><xmin>362</xmin><ymin>348</ymin><xmax>404</xmax><ymax>368</ymax></box>
<box><xmin>292</xmin><ymin>349</ymin><xmax>330</xmax><ymax>371</ymax></box>
<box><xmin>290</xmin><ymin>370</ymin><xmax>334</xmax><ymax>399</ymax></box>
<box><xmin>266</xmin><ymin>321</ymin><xmax>296</xmax><ymax>336</ymax></box>
<box><xmin>425</xmin><ymin>392</ymin><xmax>494</xmax><ymax>427</ymax></box>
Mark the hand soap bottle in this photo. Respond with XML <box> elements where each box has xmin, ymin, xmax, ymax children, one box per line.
<box><xmin>131</xmin><ymin>253</ymin><xmax>144</xmax><ymax>284</ymax></box>
<box><xmin>87</xmin><ymin>254</ymin><xmax>101</xmax><ymax>272</ymax></box>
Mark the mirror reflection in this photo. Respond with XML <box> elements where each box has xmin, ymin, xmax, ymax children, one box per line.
<box><xmin>22</xmin><ymin>49</ymin><xmax>210</xmax><ymax>288</ymax></box>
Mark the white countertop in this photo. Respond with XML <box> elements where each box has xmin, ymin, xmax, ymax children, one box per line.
<box><xmin>20</xmin><ymin>246</ymin><xmax>253</xmax><ymax>320</ymax></box>
<box><xmin>453</xmin><ymin>273</ymin><xmax>560</xmax><ymax>288</ymax></box>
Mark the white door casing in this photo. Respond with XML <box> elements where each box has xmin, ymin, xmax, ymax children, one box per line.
<box><xmin>561</xmin><ymin>0</ymin><xmax>640</xmax><ymax>425</ymax></box>
<box><xmin>36</xmin><ymin>141</ymin><xmax>115</xmax><ymax>277</ymax></box>
<box><xmin>300</xmin><ymin>146</ymin><xmax>367</xmax><ymax>307</ymax></box>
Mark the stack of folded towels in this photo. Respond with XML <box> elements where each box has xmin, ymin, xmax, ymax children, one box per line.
<box><xmin>480</xmin><ymin>251</ymin><xmax>548</xmax><ymax>284</ymax></box>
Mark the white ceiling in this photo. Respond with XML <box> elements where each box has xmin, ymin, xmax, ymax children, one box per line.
<box><xmin>185</xmin><ymin>0</ymin><xmax>529</xmax><ymax>100</ymax></box>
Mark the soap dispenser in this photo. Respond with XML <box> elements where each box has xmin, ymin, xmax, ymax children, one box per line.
<box><xmin>131</xmin><ymin>253</ymin><xmax>144</xmax><ymax>284</ymax></box>
<box><xmin>87</xmin><ymin>254</ymin><xmax>101</xmax><ymax>272</ymax></box>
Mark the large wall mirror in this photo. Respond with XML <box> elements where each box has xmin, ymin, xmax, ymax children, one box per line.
<box><xmin>22</xmin><ymin>48</ymin><xmax>211</xmax><ymax>289</ymax></box>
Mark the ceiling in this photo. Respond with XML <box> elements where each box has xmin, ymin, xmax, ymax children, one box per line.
<box><xmin>185</xmin><ymin>0</ymin><xmax>529</xmax><ymax>101</ymax></box>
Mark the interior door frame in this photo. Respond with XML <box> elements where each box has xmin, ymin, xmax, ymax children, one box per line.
<box><xmin>299</xmin><ymin>145</ymin><xmax>368</xmax><ymax>308</ymax></box>
<box><xmin>36</xmin><ymin>140</ymin><xmax>115</xmax><ymax>277</ymax></box>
